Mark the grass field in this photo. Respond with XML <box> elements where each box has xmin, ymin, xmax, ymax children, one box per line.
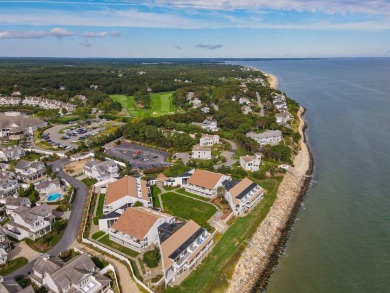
<box><xmin>0</xmin><ymin>257</ymin><xmax>28</xmax><ymax>276</ymax></box>
<box><xmin>110</xmin><ymin>91</ymin><xmax>174</xmax><ymax>118</ymax></box>
<box><xmin>164</xmin><ymin>178</ymin><xmax>281</xmax><ymax>293</ymax></box>
<box><xmin>161</xmin><ymin>192</ymin><xmax>217</xmax><ymax>229</ymax></box>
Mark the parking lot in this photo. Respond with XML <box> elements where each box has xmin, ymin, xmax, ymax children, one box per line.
<box><xmin>42</xmin><ymin>119</ymin><xmax>107</xmax><ymax>149</ymax></box>
<box><xmin>105</xmin><ymin>142</ymin><xmax>171</xmax><ymax>170</ymax></box>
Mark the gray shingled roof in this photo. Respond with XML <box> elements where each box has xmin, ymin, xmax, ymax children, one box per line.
<box><xmin>0</xmin><ymin>112</ymin><xmax>45</xmax><ymax>130</ymax></box>
<box><xmin>33</xmin><ymin>254</ymin><xmax>65</xmax><ymax>276</ymax></box>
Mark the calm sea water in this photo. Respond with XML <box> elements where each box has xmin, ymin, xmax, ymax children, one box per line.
<box><xmin>229</xmin><ymin>58</ymin><xmax>390</xmax><ymax>293</ymax></box>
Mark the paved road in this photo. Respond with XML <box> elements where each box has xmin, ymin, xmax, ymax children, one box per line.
<box><xmin>256</xmin><ymin>91</ymin><xmax>265</xmax><ymax>117</ymax></box>
<box><xmin>222</xmin><ymin>138</ymin><xmax>237</xmax><ymax>152</ymax></box>
<box><xmin>7</xmin><ymin>158</ymin><xmax>89</xmax><ymax>278</ymax></box>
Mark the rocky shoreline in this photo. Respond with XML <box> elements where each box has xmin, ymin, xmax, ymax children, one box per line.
<box><xmin>225</xmin><ymin>106</ymin><xmax>313</xmax><ymax>293</ymax></box>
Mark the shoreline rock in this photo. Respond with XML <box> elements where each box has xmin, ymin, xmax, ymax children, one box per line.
<box><xmin>225</xmin><ymin>106</ymin><xmax>313</xmax><ymax>293</ymax></box>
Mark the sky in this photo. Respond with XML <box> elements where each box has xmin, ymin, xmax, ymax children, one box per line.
<box><xmin>0</xmin><ymin>0</ymin><xmax>390</xmax><ymax>58</ymax></box>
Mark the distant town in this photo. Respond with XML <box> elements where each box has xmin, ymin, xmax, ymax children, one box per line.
<box><xmin>0</xmin><ymin>60</ymin><xmax>301</xmax><ymax>293</ymax></box>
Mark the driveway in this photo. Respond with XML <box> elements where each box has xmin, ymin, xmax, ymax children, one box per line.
<box><xmin>173</xmin><ymin>152</ymin><xmax>190</xmax><ymax>164</ymax></box>
<box><xmin>7</xmin><ymin>157</ymin><xmax>89</xmax><ymax>278</ymax></box>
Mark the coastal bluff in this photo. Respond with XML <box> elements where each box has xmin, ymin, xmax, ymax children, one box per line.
<box><xmin>226</xmin><ymin>106</ymin><xmax>312</xmax><ymax>293</ymax></box>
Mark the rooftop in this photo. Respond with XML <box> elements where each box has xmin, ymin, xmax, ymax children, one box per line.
<box><xmin>187</xmin><ymin>169</ymin><xmax>224</xmax><ymax>190</ymax></box>
<box><xmin>105</xmin><ymin>176</ymin><xmax>150</xmax><ymax>205</ymax></box>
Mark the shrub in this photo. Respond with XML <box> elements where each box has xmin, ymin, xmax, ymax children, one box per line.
<box><xmin>143</xmin><ymin>247</ymin><xmax>161</xmax><ymax>268</ymax></box>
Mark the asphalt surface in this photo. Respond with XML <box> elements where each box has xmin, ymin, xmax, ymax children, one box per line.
<box><xmin>6</xmin><ymin>157</ymin><xmax>89</xmax><ymax>279</ymax></box>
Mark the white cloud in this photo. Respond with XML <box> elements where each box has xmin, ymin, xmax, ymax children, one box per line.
<box><xmin>83</xmin><ymin>31</ymin><xmax>107</xmax><ymax>38</ymax></box>
<box><xmin>196</xmin><ymin>43</ymin><xmax>223</xmax><ymax>50</ymax></box>
<box><xmin>0</xmin><ymin>28</ymin><xmax>74</xmax><ymax>39</ymax></box>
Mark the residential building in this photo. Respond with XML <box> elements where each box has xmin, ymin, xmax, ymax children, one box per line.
<box><xmin>0</xmin><ymin>247</ymin><xmax>7</xmax><ymax>265</ymax></box>
<box><xmin>163</xmin><ymin>170</ymin><xmax>193</xmax><ymax>187</ymax></box>
<box><xmin>5</xmin><ymin>196</ymin><xmax>31</xmax><ymax>215</ymax></box>
<box><xmin>241</xmin><ymin>105</ymin><xmax>252</xmax><ymax>115</ymax></box>
<box><xmin>15</xmin><ymin>160</ymin><xmax>46</xmax><ymax>182</ymax></box>
<box><xmin>0</xmin><ymin>96</ymin><xmax>21</xmax><ymax>106</ymax></box>
<box><xmin>239</xmin><ymin>97</ymin><xmax>251</xmax><ymax>105</ymax></box>
<box><xmin>223</xmin><ymin>178</ymin><xmax>264</xmax><ymax>215</ymax></box>
<box><xmin>4</xmin><ymin>202</ymin><xmax>54</xmax><ymax>240</ymax></box>
<box><xmin>35</xmin><ymin>178</ymin><xmax>62</xmax><ymax>197</ymax></box>
<box><xmin>0</xmin><ymin>171</ymin><xmax>19</xmax><ymax>199</ymax></box>
<box><xmin>192</xmin><ymin>119</ymin><xmax>218</xmax><ymax>132</ymax></box>
<box><xmin>240</xmin><ymin>154</ymin><xmax>262</xmax><ymax>172</ymax></box>
<box><xmin>199</xmin><ymin>134</ymin><xmax>219</xmax><ymax>146</ymax></box>
<box><xmin>22</xmin><ymin>96</ymin><xmax>41</xmax><ymax>107</ymax></box>
<box><xmin>30</xmin><ymin>253</ymin><xmax>111</xmax><ymax>293</ymax></box>
<box><xmin>185</xmin><ymin>169</ymin><xmax>231</xmax><ymax>198</ymax></box>
<box><xmin>0</xmin><ymin>146</ymin><xmax>25</xmax><ymax>162</ymax></box>
<box><xmin>83</xmin><ymin>159</ymin><xmax>119</xmax><ymax>182</ymax></box>
<box><xmin>108</xmin><ymin>207</ymin><xmax>175</xmax><ymax>252</ymax></box>
<box><xmin>186</xmin><ymin>91</ymin><xmax>195</xmax><ymax>100</ymax></box>
<box><xmin>189</xmin><ymin>98</ymin><xmax>202</xmax><ymax>108</ymax></box>
<box><xmin>0</xmin><ymin>112</ymin><xmax>47</xmax><ymax>139</ymax></box>
<box><xmin>0</xmin><ymin>277</ymin><xmax>34</xmax><ymax>293</ymax></box>
<box><xmin>103</xmin><ymin>176</ymin><xmax>152</xmax><ymax>214</ymax></box>
<box><xmin>160</xmin><ymin>220</ymin><xmax>214</xmax><ymax>285</ymax></box>
<box><xmin>275</xmin><ymin>112</ymin><xmax>291</xmax><ymax>125</ymax></box>
<box><xmin>246</xmin><ymin>130</ymin><xmax>282</xmax><ymax>147</ymax></box>
<box><xmin>0</xmin><ymin>226</ymin><xmax>11</xmax><ymax>252</ymax></box>
<box><xmin>191</xmin><ymin>145</ymin><xmax>212</xmax><ymax>160</ymax></box>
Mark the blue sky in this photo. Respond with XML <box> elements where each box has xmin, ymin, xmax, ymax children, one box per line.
<box><xmin>0</xmin><ymin>0</ymin><xmax>389</xmax><ymax>57</ymax></box>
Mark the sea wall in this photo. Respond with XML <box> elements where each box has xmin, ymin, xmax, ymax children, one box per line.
<box><xmin>226</xmin><ymin>106</ymin><xmax>313</xmax><ymax>293</ymax></box>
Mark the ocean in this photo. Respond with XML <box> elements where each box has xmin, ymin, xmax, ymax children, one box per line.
<box><xmin>228</xmin><ymin>58</ymin><xmax>390</xmax><ymax>293</ymax></box>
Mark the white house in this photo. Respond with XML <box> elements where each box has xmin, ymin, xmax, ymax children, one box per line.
<box><xmin>15</xmin><ymin>160</ymin><xmax>46</xmax><ymax>182</ymax></box>
<box><xmin>30</xmin><ymin>253</ymin><xmax>111</xmax><ymax>293</ymax></box>
<box><xmin>83</xmin><ymin>159</ymin><xmax>119</xmax><ymax>182</ymax></box>
<box><xmin>246</xmin><ymin>130</ymin><xmax>282</xmax><ymax>147</ymax></box>
<box><xmin>275</xmin><ymin>112</ymin><xmax>291</xmax><ymax>125</ymax></box>
<box><xmin>199</xmin><ymin>134</ymin><xmax>219</xmax><ymax>146</ymax></box>
<box><xmin>0</xmin><ymin>146</ymin><xmax>25</xmax><ymax>162</ymax></box>
<box><xmin>241</xmin><ymin>105</ymin><xmax>252</xmax><ymax>115</ymax></box>
<box><xmin>4</xmin><ymin>202</ymin><xmax>54</xmax><ymax>240</ymax></box>
<box><xmin>160</xmin><ymin>220</ymin><xmax>214</xmax><ymax>285</ymax></box>
<box><xmin>192</xmin><ymin>120</ymin><xmax>218</xmax><ymax>132</ymax></box>
<box><xmin>0</xmin><ymin>248</ymin><xmax>7</xmax><ymax>265</ymax></box>
<box><xmin>108</xmin><ymin>207</ymin><xmax>175</xmax><ymax>253</ymax></box>
<box><xmin>103</xmin><ymin>176</ymin><xmax>152</xmax><ymax>215</ymax></box>
<box><xmin>0</xmin><ymin>172</ymin><xmax>19</xmax><ymax>199</ymax></box>
<box><xmin>35</xmin><ymin>178</ymin><xmax>62</xmax><ymax>197</ymax></box>
<box><xmin>192</xmin><ymin>145</ymin><xmax>212</xmax><ymax>160</ymax></box>
<box><xmin>185</xmin><ymin>169</ymin><xmax>231</xmax><ymax>198</ymax></box>
<box><xmin>0</xmin><ymin>112</ymin><xmax>47</xmax><ymax>139</ymax></box>
<box><xmin>5</xmin><ymin>196</ymin><xmax>31</xmax><ymax>215</ymax></box>
<box><xmin>0</xmin><ymin>226</ymin><xmax>11</xmax><ymax>260</ymax></box>
<box><xmin>223</xmin><ymin>178</ymin><xmax>264</xmax><ymax>215</ymax></box>
<box><xmin>240</xmin><ymin>154</ymin><xmax>262</xmax><ymax>172</ymax></box>
<box><xmin>239</xmin><ymin>97</ymin><xmax>251</xmax><ymax>105</ymax></box>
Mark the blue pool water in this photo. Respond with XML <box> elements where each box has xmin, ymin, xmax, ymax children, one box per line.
<box><xmin>47</xmin><ymin>193</ymin><xmax>62</xmax><ymax>201</ymax></box>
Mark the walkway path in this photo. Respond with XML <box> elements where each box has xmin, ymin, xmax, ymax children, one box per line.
<box><xmin>74</xmin><ymin>242</ymin><xmax>140</xmax><ymax>293</ymax></box>
<box><xmin>256</xmin><ymin>92</ymin><xmax>265</xmax><ymax>117</ymax></box>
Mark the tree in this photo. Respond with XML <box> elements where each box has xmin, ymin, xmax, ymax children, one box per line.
<box><xmin>143</xmin><ymin>247</ymin><xmax>161</xmax><ymax>268</ymax></box>
<box><xmin>74</xmin><ymin>106</ymin><xmax>91</xmax><ymax>120</ymax></box>
<box><xmin>133</xmin><ymin>201</ymin><xmax>143</xmax><ymax>207</ymax></box>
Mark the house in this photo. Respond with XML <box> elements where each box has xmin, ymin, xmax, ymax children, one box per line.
<box><xmin>0</xmin><ymin>146</ymin><xmax>25</xmax><ymax>162</ymax></box>
<box><xmin>5</xmin><ymin>196</ymin><xmax>31</xmax><ymax>215</ymax></box>
<box><xmin>0</xmin><ymin>96</ymin><xmax>21</xmax><ymax>106</ymax></box>
<box><xmin>199</xmin><ymin>134</ymin><xmax>219</xmax><ymax>146</ymax></box>
<box><xmin>90</xmin><ymin>84</ymin><xmax>99</xmax><ymax>90</ymax></box>
<box><xmin>192</xmin><ymin>145</ymin><xmax>212</xmax><ymax>160</ymax></box>
<box><xmin>108</xmin><ymin>207</ymin><xmax>175</xmax><ymax>252</ymax></box>
<box><xmin>0</xmin><ymin>226</ymin><xmax>11</xmax><ymax>252</ymax></box>
<box><xmin>4</xmin><ymin>202</ymin><xmax>54</xmax><ymax>240</ymax></box>
<box><xmin>22</xmin><ymin>96</ymin><xmax>42</xmax><ymax>107</ymax></box>
<box><xmin>83</xmin><ymin>159</ymin><xmax>119</xmax><ymax>182</ymax></box>
<box><xmin>192</xmin><ymin>119</ymin><xmax>218</xmax><ymax>132</ymax></box>
<box><xmin>103</xmin><ymin>176</ymin><xmax>152</xmax><ymax>215</ymax></box>
<box><xmin>241</xmin><ymin>105</ymin><xmax>252</xmax><ymax>115</ymax></box>
<box><xmin>246</xmin><ymin>130</ymin><xmax>282</xmax><ymax>147</ymax></box>
<box><xmin>223</xmin><ymin>178</ymin><xmax>264</xmax><ymax>215</ymax></box>
<box><xmin>240</xmin><ymin>154</ymin><xmax>262</xmax><ymax>171</ymax></box>
<box><xmin>0</xmin><ymin>171</ymin><xmax>19</xmax><ymax>199</ymax></box>
<box><xmin>0</xmin><ymin>247</ymin><xmax>7</xmax><ymax>265</ymax></box>
<box><xmin>0</xmin><ymin>112</ymin><xmax>47</xmax><ymax>139</ymax></box>
<box><xmin>160</xmin><ymin>220</ymin><xmax>214</xmax><ymax>285</ymax></box>
<box><xmin>274</xmin><ymin>101</ymin><xmax>288</xmax><ymax>111</ymax></box>
<box><xmin>35</xmin><ymin>178</ymin><xmax>61</xmax><ymax>197</ymax></box>
<box><xmin>30</xmin><ymin>253</ymin><xmax>111</xmax><ymax>293</ymax></box>
<box><xmin>15</xmin><ymin>160</ymin><xmax>46</xmax><ymax>182</ymax></box>
<box><xmin>185</xmin><ymin>169</ymin><xmax>231</xmax><ymax>198</ymax></box>
<box><xmin>0</xmin><ymin>277</ymin><xmax>34</xmax><ymax>293</ymax></box>
<box><xmin>189</xmin><ymin>98</ymin><xmax>202</xmax><ymax>108</ymax></box>
<box><xmin>239</xmin><ymin>97</ymin><xmax>251</xmax><ymax>105</ymax></box>
<box><xmin>275</xmin><ymin>112</ymin><xmax>291</xmax><ymax>125</ymax></box>
<box><xmin>186</xmin><ymin>91</ymin><xmax>195</xmax><ymax>101</ymax></box>
<box><xmin>200</xmin><ymin>107</ymin><xmax>210</xmax><ymax>113</ymax></box>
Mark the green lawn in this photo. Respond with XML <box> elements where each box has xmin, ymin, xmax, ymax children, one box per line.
<box><xmin>93</xmin><ymin>194</ymin><xmax>105</xmax><ymax>224</ymax></box>
<box><xmin>174</xmin><ymin>188</ymin><xmax>210</xmax><ymax>202</ymax></box>
<box><xmin>82</xmin><ymin>178</ymin><xmax>98</xmax><ymax>188</ymax></box>
<box><xmin>110</xmin><ymin>91</ymin><xmax>174</xmax><ymax>118</ymax></box>
<box><xmin>98</xmin><ymin>234</ymin><xmax>139</xmax><ymax>258</ymax></box>
<box><xmin>151</xmin><ymin>186</ymin><xmax>161</xmax><ymax>208</ymax></box>
<box><xmin>150</xmin><ymin>92</ymin><xmax>174</xmax><ymax>116</ymax></box>
<box><xmin>25</xmin><ymin>220</ymin><xmax>68</xmax><ymax>252</ymax></box>
<box><xmin>0</xmin><ymin>257</ymin><xmax>28</xmax><ymax>276</ymax></box>
<box><xmin>92</xmin><ymin>231</ymin><xmax>106</xmax><ymax>240</ymax></box>
<box><xmin>161</xmin><ymin>192</ymin><xmax>217</xmax><ymax>229</ymax></box>
<box><xmin>164</xmin><ymin>178</ymin><xmax>281</xmax><ymax>293</ymax></box>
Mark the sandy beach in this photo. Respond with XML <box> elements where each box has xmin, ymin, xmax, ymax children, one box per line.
<box><xmin>267</xmin><ymin>73</ymin><xmax>279</xmax><ymax>89</ymax></box>
<box><xmin>225</xmin><ymin>106</ymin><xmax>312</xmax><ymax>293</ymax></box>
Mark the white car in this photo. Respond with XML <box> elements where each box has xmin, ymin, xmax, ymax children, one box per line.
<box><xmin>56</xmin><ymin>168</ymin><xmax>60</xmax><ymax>172</ymax></box>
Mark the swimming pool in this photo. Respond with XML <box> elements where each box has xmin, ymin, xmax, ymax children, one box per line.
<box><xmin>47</xmin><ymin>193</ymin><xmax>62</xmax><ymax>201</ymax></box>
